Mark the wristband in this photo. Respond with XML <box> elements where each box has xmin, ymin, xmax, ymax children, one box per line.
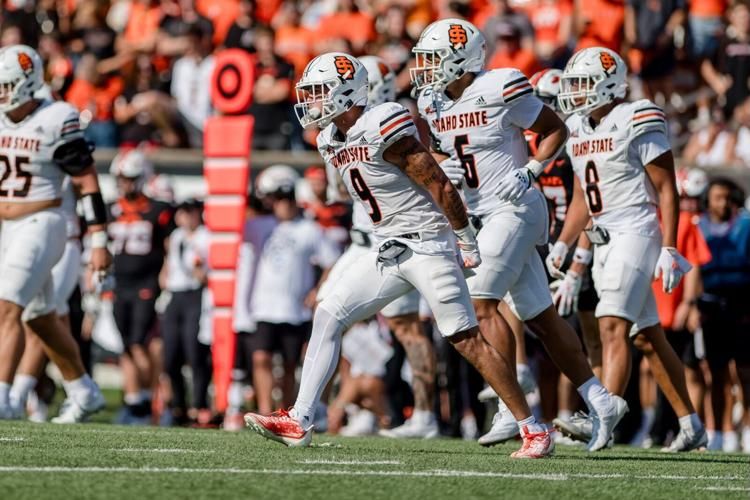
<box><xmin>525</xmin><ymin>159</ymin><xmax>544</xmax><ymax>178</ymax></box>
<box><xmin>573</xmin><ymin>247</ymin><xmax>593</xmax><ymax>265</ymax></box>
<box><xmin>80</xmin><ymin>192</ymin><xmax>108</xmax><ymax>226</ymax></box>
<box><xmin>454</xmin><ymin>224</ymin><xmax>475</xmax><ymax>243</ymax></box>
<box><xmin>90</xmin><ymin>230</ymin><xmax>108</xmax><ymax>249</ymax></box>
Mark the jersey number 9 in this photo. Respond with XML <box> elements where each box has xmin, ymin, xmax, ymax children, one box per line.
<box><xmin>350</xmin><ymin>168</ymin><xmax>382</xmax><ymax>223</ymax></box>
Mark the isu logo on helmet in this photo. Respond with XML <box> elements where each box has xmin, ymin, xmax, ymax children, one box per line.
<box><xmin>599</xmin><ymin>52</ymin><xmax>617</xmax><ymax>74</ymax></box>
<box><xmin>448</xmin><ymin>24</ymin><xmax>468</xmax><ymax>48</ymax></box>
<box><xmin>17</xmin><ymin>52</ymin><xmax>33</xmax><ymax>75</ymax></box>
<box><xmin>334</xmin><ymin>56</ymin><xmax>355</xmax><ymax>80</ymax></box>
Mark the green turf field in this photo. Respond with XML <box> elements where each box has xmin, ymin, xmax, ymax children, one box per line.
<box><xmin>0</xmin><ymin>420</ymin><xmax>747</xmax><ymax>500</ymax></box>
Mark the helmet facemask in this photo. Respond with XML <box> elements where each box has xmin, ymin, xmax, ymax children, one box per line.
<box><xmin>410</xmin><ymin>48</ymin><xmax>452</xmax><ymax>93</ymax></box>
<box><xmin>0</xmin><ymin>75</ymin><xmax>30</xmax><ymax>112</ymax></box>
<box><xmin>296</xmin><ymin>78</ymin><xmax>352</xmax><ymax>129</ymax></box>
<box><xmin>558</xmin><ymin>74</ymin><xmax>602</xmax><ymax>115</ymax></box>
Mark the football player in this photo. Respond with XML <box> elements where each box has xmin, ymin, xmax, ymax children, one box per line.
<box><xmin>244</xmin><ymin>52</ymin><xmax>553</xmax><ymax>458</ymax></box>
<box><xmin>0</xmin><ymin>45</ymin><xmax>109</xmax><ymax>422</ymax></box>
<box><xmin>317</xmin><ymin>55</ymin><xmax>439</xmax><ymax>439</ymax></box>
<box><xmin>547</xmin><ymin>47</ymin><xmax>707</xmax><ymax>452</ymax></box>
<box><xmin>412</xmin><ymin>19</ymin><xmax>621</xmax><ymax>452</ymax></box>
<box><xmin>108</xmin><ymin>149</ymin><xmax>174</xmax><ymax>423</ymax></box>
<box><xmin>9</xmin><ymin>177</ymin><xmax>86</xmax><ymax>421</ymax></box>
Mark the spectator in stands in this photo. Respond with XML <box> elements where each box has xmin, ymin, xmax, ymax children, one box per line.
<box><xmin>38</xmin><ymin>33</ymin><xmax>74</xmax><ymax>97</ymax></box>
<box><xmin>624</xmin><ymin>0</ymin><xmax>686</xmax><ymax>101</ymax></box>
<box><xmin>478</xmin><ymin>0</ymin><xmax>534</xmax><ymax>57</ymax></box>
<box><xmin>248</xmin><ymin>26</ymin><xmax>295</xmax><ymax>150</ymax></box>
<box><xmin>158</xmin><ymin>0</ymin><xmax>215</xmax><ymax>57</ymax></box>
<box><xmin>118</xmin><ymin>0</ymin><xmax>162</xmax><ymax>55</ymax></box>
<box><xmin>315</xmin><ymin>0</ymin><xmax>375</xmax><ymax>55</ymax></box>
<box><xmin>728</xmin><ymin>95</ymin><xmax>750</xmax><ymax>167</ymax></box>
<box><xmin>273</xmin><ymin>1</ymin><xmax>313</xmax><ymax>80</ymax></box>
<box><xmin>249</xmin><ymin>166</ymin><xmax>339</xmax><ymax>415</ymax></box>
<box><xmin>66</xmin><ymin>52</ymin><xmax>123</xmax><ymax>147</ymax></box>
<box><xmin>170</xmin><ymin>23</ymin><xmax>215</xmax><ymax>148</ymax></box>
<box><xmin>573</xmin><ymin>0</ymin><xmax>625</xmax><ymax>52</ymax></box>
<box><xmin>71</xmin><ymin>0</ymin><xmax>117</xmax><ymax>61</ymax></box>
<box><xmin>688</xmin><ymin>0</ymin><xmax>727</xmax><ymax>59</ymax></box>
<box><xmin>487</xmin><ymin>21</ymin><xmax>539</xmax><ymax>77</ymax></box>
<box><xmin>527</xmin><ymin>0</ymin><xmax>573</xmax><ymax>67</ymax></box>
<box><xmin>371</xmin><ymin>5</ymin><xmax>415</xmax><ymax>96</ymax></box>
<box><xmin>702</xmin><ymin>1</ymin><xmax>750</xmax><ymax>119</ymax></box>
<box><xmin>683</xmin><ymin>107</ymin><xmax>734</xmax><ymax>167</ymax></box>
<box><xmin>114</xmin><ymin>54</ymin><xmax>182</xmax><ymax>147</ymax></box>
<box><xmin>698</xmin><ymin>177</ymin><xmax>750</xmax><ymax>452</ymax></box>
<box><xmin>224</xmin><ymin>0</ymin><xmax>259</xmax><ymax>53</ymax></box>
<box><xmin>299</xmin><ymin>166</ymin><xmax>351</xmax><ymax>249</ymax></box>
<box><xmin>161</xmin><ymin>200</ymin><xmax>211</xmax><ymax>426</ymax></box>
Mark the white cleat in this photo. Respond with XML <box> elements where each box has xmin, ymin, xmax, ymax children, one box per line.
<box><xmin>478</xmin><ymin>405</ymin><xmax>519</xmax><ymax>446</ymax></box>
<box><xmin>379</xmin><ymin>413</ymin><xmax>438</xmax><ymax>439</ymax></box>
<box><xmin>477</xmin><ymin>385</ymin><xmax>497</xmax><ymax>402</ymax></box>
<box><xmin>553</xmin><ymin>411</ymin><xmax>593</xmax><ymax>443</ymax></box>
<box><xmin>51</xmin><ymin>387</ymin><xmax>106</xmax><ymax>424</ymax></box>
<box><xmin>587</xmin><ymin>395</ymin><xmax>628</xmax><ymax>452</ymax></box>
<box><xmin>340</xmin><ymin>409</ymin><xmax>377</xmax><ymax>437</ymax></box>
<box><xmin>478</xmin><ymin>367</ymin><xmax>537</xmax><ymax>403</ymax></box>
<box><xmin>742</xmin><ymin>427</ymin><xmax>750</xmax><ymax>454</ymax></box>
<box><xmin>662</xmin><ymin>426</ymin><xmax>708</xmax><ymax>452</ymax></box>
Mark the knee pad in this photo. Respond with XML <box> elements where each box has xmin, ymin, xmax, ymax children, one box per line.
<box><xmin>429</xmin><ymin>265</ymin><xmax>462</xmax><ymax>304</ymax></box>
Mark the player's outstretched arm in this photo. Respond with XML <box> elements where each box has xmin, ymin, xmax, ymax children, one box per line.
<box><xmin>384</xmin><ymin>135</ymin><xmax>480</xmax><ymax>268</ymax></box>
<box><xmin>383</xmin><ymin>135</ymin><xmax>469</xmax><ymax>231</ymax></box>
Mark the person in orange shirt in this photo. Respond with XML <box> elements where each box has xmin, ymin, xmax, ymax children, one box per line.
<box><xmin>486</xmin><ymin>21</ymin><xmax>540</xmax><ymax>77</ymax></box>
<box><xmin>528</xmin><ymin>0</ymin><xmax>573</xmax><ymax>66</ymax></box>
<box><xmin>272</xmin><ymin>1</ymin><xmax>314</xmax><ymax>82</ymax></box>
<box><xmin>65</xmin><ymin>53</ymin><xmax>124</xmax><ymax>147</ymax></box>
<box><xmin>689</xmin><ymin>0</ymin><xmax>727</xmax><ymax>58</ymax></box>
<box><xmin>631</xmin><ymin>168</ymin><xmax>712</xmax><ymax>447</ymax></box>
<box><xmin>314</xmin><ymin>0</ymin><xmax>375</xmax><ymax>55</ymax></box>
<box><xmin>574</xmin><ymin>0</ymin><xmax>625</xmax><ymax>52</ymax></box>
<box><xmin>119</xmin><ymin>0</ymin><xmax>163</xmax><ymax>54</ymax></box>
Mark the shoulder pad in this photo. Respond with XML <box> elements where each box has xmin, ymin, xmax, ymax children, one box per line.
<box><xmin>628</xmin><ymin>99</ymin><xmax>668</xmax><ymax>138</ymax></box>
<box><xmin>371</xmin><ymin>102</ymin><xmax>416</xmax><ymax>147</ymax></box>
<box><xmin>53</xmin><ymin>137</ymin><xmax>95</xmax><ymax>176</ymax></box>
<box><xmin>495</xmin><ymin>69</ymin><xmax>533</xmax><ymax>105</ymax></box>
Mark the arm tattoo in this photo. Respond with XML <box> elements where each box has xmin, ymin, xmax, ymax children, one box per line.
<box><xmin>384</xmin><ymin>136</ymin><xmax>469</xmax><ymax>230</ymax></box>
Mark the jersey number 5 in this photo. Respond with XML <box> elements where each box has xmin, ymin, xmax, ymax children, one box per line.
<box><xmin>584</xmin><ymin>161</ymin><xmax>603</xmax><ymax>214</ymax></box>
<box><xmin>454</xmin><ymin>135</ymin><xmax>479</xmax><ymax>188</ymax></box>
<box><xmin>350</xmin><ymin>168</ymin><xmax>382</xmax><ymax>223</ymax></box>
<box><xmin>0</xmin><ymin>155</ymin><xmax>31</xmax><ymax>198</ymax></box>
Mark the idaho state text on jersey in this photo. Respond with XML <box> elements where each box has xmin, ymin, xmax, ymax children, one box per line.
<box><xmin>571</xmin><ymin>137</ymin><xmax>615</xmax><ymax>157</ymax></box>
<box><xmin>0</xmin><ymin>135</ymin><xmax>41</xmax><ymax>152</ymax></box>
<box><xmin>328</xmin><ymin>145</ymin><xmax>371</xmax><ymax>168</ymax></box>
<box><xmin>431</xmin><ymin>110</ymin><xmax>489</xmax><ymax>133</ymax></box>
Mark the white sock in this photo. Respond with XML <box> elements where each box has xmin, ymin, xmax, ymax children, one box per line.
<box><xmin>517</xmin><ymin>415</ymin><xmax>544</xmax><ymax>434</ymax></box>
<box><xmin>0</xmin><ymin>382</ymin><xmax>10</xmax><ymax>407</ymax></box>
<box><xmin>412</xmin><ymin>409</ymin><xmax>433</xmax><ymax>423</ymax></box>
<box><xmin>723</xmin><ymin>431</ymin><xmax>740</xmax><ymax>452</ymax></box>
<box><xmin>62</xmin><ymin>374</ymin><xmax>94</xmax><ymax>398</ymax></box>
<box><xmin>640</xmin><ymin>406</ymin><xmax>655</xmax><ymax>433</ymax></box>
<box><xmin>557</xmin><ymin>409</ymin><xmax>572</xmax><ymax>421</ymax></box>
<box><xmin>577</xmin><ymin>376</ymin><xmax>610</xmax><ymax>413</ymax></box>
<box><xmin>293</xmin><ymin>306</ymin><xmax>344</xmax><ymax>428</ymax></box>
<box><xmin>678</xmin><ymin>413</ymin><xmax>702</xmax><ymax>434</ymax></box>
<box><xmin>227</xmin><ymin>381</ymin><xmax>244</xmax><ymax>413</ymax></box>
<box><xmin>10</xmin><ymin>374</ymin><xmax>37</xmax><ymax>407</ymax></box>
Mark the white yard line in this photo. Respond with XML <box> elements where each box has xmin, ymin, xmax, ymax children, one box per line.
<box><xmin>0</xmin><ymin>437</ymin><xmax>25</xmax><ymax>442</ymax></box>
<box><xmin>111</xmin><ymin>448</ymin><xmax>215</xmax><ymax>454</ymax></box>
<box><xmin>0</xmin><ymin>466</ymin><xmax>744</xmax><ymax>484</ymax></box>
<box><xmin>297</xmin><ymin>459</ymin><xmax>402</xmax><ymax>465</ymax></box>
<box><xmin>697</xmin><ymin>486</ymin><xmax>750</xmax><ymax>492</ymax></box>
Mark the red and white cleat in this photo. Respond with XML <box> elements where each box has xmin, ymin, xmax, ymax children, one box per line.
<box><xmin>244</xmin><ymin>409</ymin><xmax>312</xmax><ymax>447</ymax></box>
<box><xmin>510</xmin><ymin>426</ymin><xmax>554</xmax><ymax>459</ymax></box>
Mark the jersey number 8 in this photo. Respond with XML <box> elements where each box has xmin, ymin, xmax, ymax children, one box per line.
<box><xmin>584</xmin><ymin>161</ymin><xmax>603</xmax><ymax>214</ymax></box>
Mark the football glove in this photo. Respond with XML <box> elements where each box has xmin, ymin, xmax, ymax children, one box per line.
<box><xmin>439</xmin><ymin>158</ymin><xmax>465</xmax><ymax>187</ymax></box>
<box><xmin>497</xmin><ymin>168</ymin><xmax>533</xmax><ymax>203</ymax></box>
<box><xmin>545</xmin><ymin>241</ymin><xmax>569</xmax><ymax>279</ymax></box>
<box><xmin>552</xmin><ymin>270</ymin><xmax>581</xmax><ymax>317</ymax></box>
<box><xmin>654</xmin><ymin>247</ymin><xmax>693</xmax><ymax>293</ymax></box>
<box><xmin>455</xmin><ymin>225</ymin><xmax>481</xmax><ymax>269</ymax></box>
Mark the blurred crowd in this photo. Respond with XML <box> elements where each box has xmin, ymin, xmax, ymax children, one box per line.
<box><xmin>0</xmin><ymin>0</ymin><xmax>749</xmax><ymax>167</ymax></box>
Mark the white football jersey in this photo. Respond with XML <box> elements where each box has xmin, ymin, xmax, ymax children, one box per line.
<box><xmin>317</xmin><ymin>102</ymin><xmax>450</xmax><ymax>245</ymax></box>
<box><xmin>0</xmin><ymin>99</ymin><xmax>84</xmax><ymax>203</ymax></box>
<box><xmin>418</xmin><ymin>69</ymin><xmax>543</xmax><ymax>217</ymax></box>
<box><xmin>565</xmin><ymin>99</ymin><xmax>671</xmax><ymax>235</ymax></box>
